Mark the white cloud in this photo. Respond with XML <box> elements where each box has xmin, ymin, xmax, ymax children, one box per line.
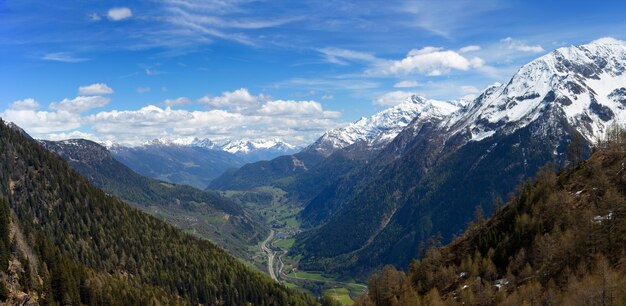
<box><xmin>258</xmin><ymin>100</ymin><xmax>323</xmax><ymax>117</ymax></box>
<box><xmin>501</xmin><ymin>37</ymin><xmax>544</xmax><ymax>53</ymax></box>
<box><xmin>164</xmin><ymin>97</ymin><xmax>191</xmax><ymax>107</ymax></box>
<box><xmin>319</xmin><ymin>48</ymin><xmax>379</xmax><ymax>65</ymax></box>
<box><xmin>9</xmin><ymin>98</ymin><xmax>41</xmax><ymax>111</ymax></box>
<box><xmin>78</xmin><ymin>83</ymin><xmax>114</xmax><ymax>95</ymax></box>
<box><xmin>376</xmin><ymin>47</ymin><xmax>485</xmax><ymax>76</ymax></box>
<box><xmin>49</xmin><ymin>96</ymin><xmax>111</xmax><ymax>113</ymax></box>
<box><xmin>1</xmin><ymin>103</ymin><xmax>81</xmax><ymax>134</ymax></box>
<box><xmin>107</xmin><ymin>7</ymin><xmax>132</xmax><ymax>21</ymax></box>
<box><xmin>84</xmin><ymin>102</ymin><xmax>340</xmax><ymax>146</ymax></box>
<box><xmin>393</xmin><ymin>81</ymin><xmax>420</xmax><ymax>88</ymax></box>
<box><xmin>459</xmin><ymin>45</ymin><xmax>481</xmax><ymax>53</ymax></box>
<box><xmin>41</xmin><ymin>52</ymin><xmax>89</xmax><ymax>63</ymax></box>
<box><xmin>44</xmin><ymin>130</ymin><xmax>100</xmax><ymax>142</ymax></box>
<box><xmin>374</xmin><ymin>91</ymin><xmax>415</xmax><ymax>106</ymax></box>
<box><xmin>2</xmin><ymin>88</ymin><xmax>343</xmax><ymax>146</ymax></box>
<box><xmin>198</xmin><ymin>88</ymin><xmax>265</xmax><ymax>110</ymax></box>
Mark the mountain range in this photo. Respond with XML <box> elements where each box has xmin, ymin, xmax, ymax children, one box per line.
<box><xmin>211</xmin><ymin>38</ymin><xmax>626</xmax><ymax>278</ymax></box>
<box><xmin>109</xmin><ymin>137</ymin><xmax>299</xmax><ymax>189</ymax></box>
<box><xmin>0</xmin><ymin>120</ymin><xmax>316</xmax><ymax>305</ymax></box>
<box><xmin>8</xmin><ymin>37</ymin><xmax>626</xmax><ymax>303</ymax></box>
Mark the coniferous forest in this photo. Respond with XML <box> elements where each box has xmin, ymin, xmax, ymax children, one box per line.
<box><xmin>356</xmin><ymin>126</ymin><xmax>626</xmax><ymax>305</ymax></box>
<box><xmin>0</xmin><ymin>120</ymin><xmax>316</xmax><ymax>305</ymax></box>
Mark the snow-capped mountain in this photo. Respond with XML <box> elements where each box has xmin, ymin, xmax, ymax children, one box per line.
<box><xmin>119</xmin><ymin>136</ymin><xmax>298</xmax><ymax>157</ymax></box>
<box><xmin>445</xmin><ymin>37</ymin><xmax>626</xmax><ymax>143</ymax></box>
<box><xmin>295</xmin><ymin>38</ymin><xmax>626</xmax><ymax>277</ymax></box>
<box><xmin>219</xmin><ymin>138</ymin><xmax>299</xmax><ymax>155</ymax></box>
<box><xmin>305</xmin><ymin>95</ymin><xmax>462</xmax><ymax>156</ymax></box>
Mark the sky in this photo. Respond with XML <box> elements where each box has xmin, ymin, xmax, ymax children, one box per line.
<box><xmin>1</xmin><ymin>0</ymin><xmax>626</xmax><ymax>146</ymax></box>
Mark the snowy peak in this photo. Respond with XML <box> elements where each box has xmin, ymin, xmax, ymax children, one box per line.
<box><xmin>126</xmin><ymin>136</ymin><xmax>297</xmax><ymax>156</ymax></box>
<box><xmin>306</xmin><ymin>95</ymin><xmax>461</xmax><ymax>156</ymax></box>
<box><xmin>220</xmin><ymin>138</ymin><xmax>298</xmax><ymax>154</ymax></box>
<box><xmin>451</xmin><ymin>37</ymin><xmax>626</xmax><ymax>143</ymax></box>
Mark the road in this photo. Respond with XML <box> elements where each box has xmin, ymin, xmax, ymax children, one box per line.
<box><xmin>261</xmin><ymin>230</ymin><xmax>277</xmax><ymax>281</ymax></box>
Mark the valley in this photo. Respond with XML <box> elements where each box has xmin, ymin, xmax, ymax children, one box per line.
<box><xmin>2</xmin><ymin>2</ymin><xmax>626</xmax><ymax>302</ymax></box>
<box><xmin>222</xmin><ymin>186</ymin><xmax>367</xmax><ymax>303</ymax></box>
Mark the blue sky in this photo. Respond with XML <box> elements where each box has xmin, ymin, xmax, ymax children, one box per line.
<box><xmin>1</xmin><ymin>0</ymin><xmax>626</xmax><ymax>146</ymax></box>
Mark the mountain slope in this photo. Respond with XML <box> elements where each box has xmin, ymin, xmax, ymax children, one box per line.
<box><xmin>304</xmin><ymin>95</ymin><xmax>461</xmax><ymax>157</ymax></box>
<box><xmin>41</xmin><ymin>139</ymin><xmax>266</xmax><ymax>261</ymax></box>
<box><xmin>356</xmin><ymin>134</ymin><xmax>626</xmax><ymax>305</ymax></box>
<box><xmin>0</xmin><ymin>120</ymin><xmax>315</xmax><ymax>305</ymax></box>
<box><xmin>208</xmin><ymin>152</ymin><xmax>326</xmax><ymax>191</ymax></box>
<box><xmin>294</xmin><ymin>38</ymin><xmax>626</xmax><ymax>278</ymax></box>
<box><xmin>111</xmin><ymin>143</ymin><xmax>245</xmax><ymax>189</ymax></box>
<box><xmin>209</xmin><ymin>95</ymin><xmax>460</xmax><ymax>192</ymax></box>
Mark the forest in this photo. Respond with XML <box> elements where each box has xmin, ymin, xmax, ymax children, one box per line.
<box><xmin>0</xmin><ymin>120</ymin><xmax>317</xmax><ymax>305</ymax></box>
<box><xmin>356</xmin><ymin>125</ymin><xmax>626</xmax><ymax>305</ymax></box>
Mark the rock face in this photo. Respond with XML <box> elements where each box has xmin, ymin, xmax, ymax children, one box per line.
<box><xmin>293</xmin><ymin>38</ymin><xmax>626</xmax><ymax>278</ymax></box>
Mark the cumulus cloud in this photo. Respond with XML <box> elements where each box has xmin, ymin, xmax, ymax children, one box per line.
<box><xmin>8</xmin><ymin>98</ymin><xmax>41</xmax><ymax>111</ymax></box>
<box><xmin>198</xmin><ymin>88</ymin><xmax>265</xmax><ymax>111</ymax></box>
<box><xmin>107</xmin><ymin>7</ymin><xmax>132</xmax><ymax>21</ymax></box>
<box><xmin>1</xmin><ymin>99</ymin><xmax>81</xmax><ymax>134</ymax></box>
<box><xmin>501</xmin><ymin>37</ymin><xmax>544</xmax><ymax>52</ymax></box>
<box><xmin>257</xmin><ymin>100</ymin><xmax>341</xmax><ymax>118</ymax></box>
<box><xmin>1</xmin><ymin>87</ymin><xmax>343</xmax><ymax>146</ymax></box>
<box><xmin>78</xmin><ymin>83</ymin><xmax>114</xmax><ymax>95</ymax></box>
<box><xmin>44</xmin><ymin>130</ymin><xmax>100</xmax><ymax>142</ymax></box>
<box><xmin>376</xmin><ymin>47</ymin><xmax>485</xmax><ymax>76</ymax></box>
<box><xmin>374</xmin><ymin>91</ymin><xmax>415</xmax><ymax>106</ymax></box>
<box><xmin>84</xmin><ymin>102</ymin><xmax>340</xmax><ymax>145</ymax></box>
<box><xmin>459</xmin><ymin>45</ymin><xmax>481</xmax><ymax>53</ymax></box>
<box><xmin>164</xmin><ymin>97</ymin><xmax>191</xmax><ymax>107</ymax></box>
<box><xmin>49</xmin><ymin>96</ymin><xmax>111</xmax><ymax>113</ymax></box>
<box><xmin>393</xmin><ymin>81</ymin><xmax>420</xmax><ymax>88</ymax></box>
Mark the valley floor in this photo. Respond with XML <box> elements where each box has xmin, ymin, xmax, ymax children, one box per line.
<box><xmin>223</xmin><ymin>186</ymin><xmax>367</xmax><ymax>305</ymax></box>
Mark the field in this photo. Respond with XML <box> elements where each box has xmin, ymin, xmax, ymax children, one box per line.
<box><xmin>324</xmin><ymin>288</ymin><xmax>354</xmax><ymax>305</ymax></box>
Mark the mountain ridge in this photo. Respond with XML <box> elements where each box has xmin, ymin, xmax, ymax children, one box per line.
<box><xmin>40</xmin><ymin>138</ymin><xmax>267</xmax><ymax>262</ymax></box>
<box><xmin>293</xmin><ymin>38</ymin><xmax>626</xmax><ymax>278</ymax></box>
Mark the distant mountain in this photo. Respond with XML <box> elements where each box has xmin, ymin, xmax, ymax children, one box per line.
<box><xmin>220</xmin><ymin>138</ymin><xmax>301</xmax><ymax>162</ymax></box>
<box><xmin>0</xmin><ymin>120</ymin><xmax>315</xmax><ymax>305</ymax></box>
<box><xmin>209</xmin><ymin>152</ymin><xmax>326</xmax><ymax>191</ymax></box>
<box><xmin>40</xmin><ymin>139</ymin><xmax>267</xmax><ymax>261</ymax></box>
<box><xmin>304</xmin><ymin>96</ymin><xmax>462</xmax><ymax>157</ymax></box>
<box><xmin>110</xmin><ymin>143</ymin><xmax>244</xmax><ymax>189</ymax></box>
<box><xmin>294</xmin><ymin>38</ymin><xmax>626</xmax><ymax>278</ymax></box>
<box><xmin>209</xmin><ymin>95</ymin><xmax>455</xmax><ymax>191</ymax></box>
<box><xmin>109</xmin><ymin>137</ymin><xmax>299</xmax><ymax>189</ymax></box>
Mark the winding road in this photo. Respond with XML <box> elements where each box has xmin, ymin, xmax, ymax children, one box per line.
<box><xmin>261</xmin><ymin>230</ymin><xmax>278</xmax><ymax>281</ymax></box>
